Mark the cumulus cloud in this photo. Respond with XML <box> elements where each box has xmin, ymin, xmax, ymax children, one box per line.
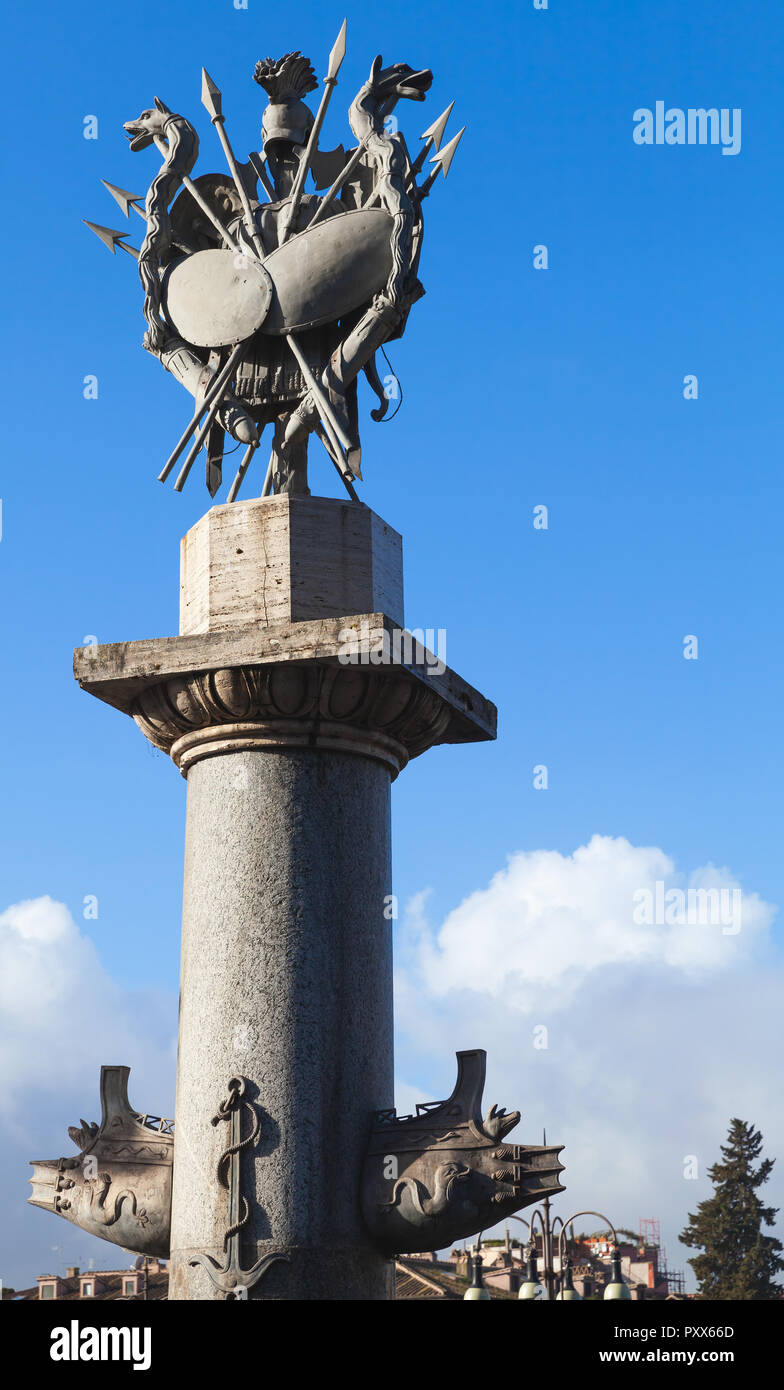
<box><xmin>0</xmin><ymin>897</ymin><xmax>176</xmax><ymax>1288</ymax></box>
<box><xmin>2</xmin><ymin>851</ymin><xmax>781</xmax><ymax>1295</ymax></box>
<box><xmin>394</xmin><ymin>836</ymin><xmax>783</xmax><ymax>1285</ymax></box>
<box><xmin>407</xmin><ymin>836</ymin><xmax>773</xmax><ymax>1004</ymax></box>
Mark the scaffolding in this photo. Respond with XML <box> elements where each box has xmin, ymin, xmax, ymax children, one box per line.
<box><xmin>639</xmin><ymin>1217</ymin><xmax>685</xmax><ymax>1295</ymax></box>
<box><xmin>639</xmin><ymin>1217</ymin><xmax>661</xmax><ymax>1250</ymax></box>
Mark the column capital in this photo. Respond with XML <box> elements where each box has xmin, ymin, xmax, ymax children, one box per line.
<box><xmin>74</xmin><ymin>615</ymin><xmax>496</xmax><ymax>778</ymax></box>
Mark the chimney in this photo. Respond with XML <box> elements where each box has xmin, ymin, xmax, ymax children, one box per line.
<box><xmin>66</xmin><ymin>1266</ymin><xmax>80</xmax><ymax>1278</ymax></box>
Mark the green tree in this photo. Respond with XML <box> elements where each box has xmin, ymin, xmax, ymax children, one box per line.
<box><xmin>680</xmin><ymin>1118</ymin><xmax>783</xmax><ymax>1299</ymax></box>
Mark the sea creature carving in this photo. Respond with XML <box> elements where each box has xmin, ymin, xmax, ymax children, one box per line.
<box><xmin>361</xmin><ymin>1050</ymin><xmax>566</xmax><ymax>1255</ymax></box>
<box><xmin>29</xmin><ymin>1066</ymin><xmax>173</xmax><ymax>1258</ymax></box>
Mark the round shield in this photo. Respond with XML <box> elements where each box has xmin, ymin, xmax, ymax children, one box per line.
<box><xmin>162</xmin><ymin>249</ymin><xmax>273</xmax><ymax>348</ymax></box>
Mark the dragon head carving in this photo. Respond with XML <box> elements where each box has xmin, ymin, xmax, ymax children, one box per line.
<box><xmin>123</xmin><ymin>97</ymin><xmax>173</xmax><ymax>152</ymax></box>
<box><xmin>368</xmin><ymin>57</ymin><xmax>433</xmax><ymax>106</ymax></box>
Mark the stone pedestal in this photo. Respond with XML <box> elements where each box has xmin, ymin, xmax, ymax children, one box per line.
<box><xmin>74</xmin><ymin>496</ymin><xmax>496</xmax><ymax>1301</ymax></box>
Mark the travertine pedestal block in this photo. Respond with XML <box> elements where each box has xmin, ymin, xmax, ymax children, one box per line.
<box><xmin>180</xmin><ymin>494</ymin><xmax>404</xmax><ymax>635</ymax></box>
<box><xmin>74</xmin><ymin>496</ymin><xmax>495</xmax><ymax>1301</ymax></box>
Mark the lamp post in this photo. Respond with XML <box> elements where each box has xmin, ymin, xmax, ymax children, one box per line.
<box><xmin>518</xmin><ymin>1248</ymin><xmax>547</xmax><ymax>1300</ymax></box>
<box><xmin>472</xmin><ymin>1206</ymin><xmax>631</xmax><ymax>1301</ymax></box>
<box><xmin>477</xmin><ymin>1205</ymin><xmax>631</xmax><ymax>1300</ymax></box>
<box><xmin>603</xmin><ymin>1247</ymin><xmax>632</xmax><ymax>1301</ymax></box>
<box><xmin>464</xmin><ymin>1254</ymin><xmax>492</xmax><ymax>1301</ymax></box>
<box><xmin>555</xmin><ymin>1258</ymin><xmax>582</xmax><ymax>1301</ymax></box>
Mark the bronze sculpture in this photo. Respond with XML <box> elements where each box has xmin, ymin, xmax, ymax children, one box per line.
<box><xmin>362</xmin><ymin>1052</ymin><xmax>565</xmax><ymax>1254</ymax></box>
<box><xmin>85</xmin><ymin>23</ymin><xmax>464</xmax><ymax>501</ymax></box>
<box><xmin>29</xmin><ymin>1067</ymin><xmax>173</xmax><ymax>1259</ymax></box>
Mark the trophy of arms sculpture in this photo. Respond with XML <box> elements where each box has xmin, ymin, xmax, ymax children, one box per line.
<box><xmin>84</xmin><ymin>21</ymin><xmax>464</xmax><ymax>502</ymax></box>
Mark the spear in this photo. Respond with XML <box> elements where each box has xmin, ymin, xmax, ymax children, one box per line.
<box><xmin>416</xmin><ymin>125</ymin><xmax>465</xmax><ymax>200</ymax></box>
<box><xmin>307</xmin><ymin>100</ymin><xmax>450</xmax><ymax>228</ymax></box>
<box><xmin>227</xmin><ymin>439</ymin><xmax>260</xmax><ymax>503</ymax></box>
<box><xmin>201</xmin><ymin>68</ymin><xmax>266</xmax><ymax>260</ymax></box>
<box><xmin>314</xmin><ymin>423</ymin><xmax>360</xmax><ymax>500</ymax></box>
<box><xmin>101</xmin><ymin>180</ymin><xmax>145</xmax><ymax>219</ymax></box>
<box><xmin>277</xmin><ymin>18</ymin><xmax>347</xmax><ymax>246</ymax></box>
<box><xmin>83</xmin><ymin>220</ymin><xmax>139</xmax><ymax>258</ymax></box>
<box><xmin>285</xmin><ymin>333</ymin><xmax>353</xmax><ymax>466</ymax></box>
<box><xmin>408</xmin><ymin>102</ymin><xmax>454</xmax><ymax>180</ymax></box>
<box><xmin>199</xmin><ymin>61</ymin><xmax>352</xmax><ymax>477</ymax></box>
<box><xmin>158</xmin><ymin>343</ymin><xmax>244</xmax><ymax>484</ymax></box>
<box><xmin>307</xmin><ymin>133</ymin><xmax>371</xmax><ymax>229</ymax></box>
<box><xmin>260</xmin><ymin>453</ymin><xmax>275</xmax><ymax>497</ymax></box>
<box><xmin>147</xmin><ymin>134</ymin><xmax>239</xmax><ymax>252</ymax></box>
<box><xmin>362</xmin><ymin>102</ymin><xmax>456</xmax><ymax>211</ymax></box>
<box><xmin>173</xmin><ymin>342</ymin><xmax>246</xmax><ymax>491</ymax></box>
<box><xmin>101</xmin><ymin>180</ymin><xmax>195</xmax><ymax>255</ymax></box>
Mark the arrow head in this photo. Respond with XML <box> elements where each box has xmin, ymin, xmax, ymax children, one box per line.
<box><xmin>201</xmin><ymin>67</ymin><xmax>223</xmax><ymax>121</ymax></box>
<box><xmin>327</xmin><ymin>18</ymin><xmax>348</xmax><ymax>82</ymax></box>
<box><xmin>420</xmin><ymin>101</ymin><xmax>454</xmax><ymax>151</ymax></box>
<box><xmin>430</xmin><ymin>125</ymin><xmax>465</xmax><ymax>179</ymax></box>
<box><xmin>83</xmin><ymin>219</ymin><xmax>130</xmax><ymax>254</ymax></box>
<box><xmin>101</xmin><ymin>180</ymin><xmax>143</xmax><ymax>217</ymax></box>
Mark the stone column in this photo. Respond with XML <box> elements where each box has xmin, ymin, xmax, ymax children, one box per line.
<box><xmin>74</xmin><ymin>495</ymin><xmax>496</xmax><ymax>1300</ymax></box>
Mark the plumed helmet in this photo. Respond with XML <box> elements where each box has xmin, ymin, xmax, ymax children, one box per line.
<box><xmin>253</xmin><ymin>51</ymin><xmax>316</xmax><ymax>154</ymax></box>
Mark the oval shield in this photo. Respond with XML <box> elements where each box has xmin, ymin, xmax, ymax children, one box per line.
<box><xmin>261</xmin><ymin>208</ymin><xmax>394</xmax><ymax>335</ymax></box>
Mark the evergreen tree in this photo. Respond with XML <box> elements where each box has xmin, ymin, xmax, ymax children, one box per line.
<box><xmin>680</xmin><ymin>1118</ymin><xmax>783</xmax><ymax>1299</ymax></box>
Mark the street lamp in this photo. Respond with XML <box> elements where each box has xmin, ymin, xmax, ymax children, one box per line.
<box><xmin>518</xmin><ymin>1249</ymin><xmax>548</xmax><ymax>1300</ymax></box>
<box><xmin>477</xmin><ymin>1205</ymin><xmax>632</xmax><ymax>1300</ymax></box>
<box><xmin>464</xmin><ymin>1253</ymin><xmax>492</xmax><ymax>1301</ymax></box>
<box><xmin>472</xmin><ymin>1206</ymin><xmax>631</xmax><ymax>1301</ymax></box>
<box><xmin>556</xmin><ymin>1209</ymin><xmax>631</xmax><ymax>1301</ymax></box>
<box><xmin>554</xmin><ymin>1257</ymin><xmax>582</xmax><ymax>1301</ymax></box>
<box><xmin>603</xmin><ymin>1247</ymin><xmax>632</xmax><ymax>1301</ymax></box>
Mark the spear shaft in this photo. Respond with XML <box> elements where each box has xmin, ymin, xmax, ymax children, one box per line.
<box><xmin>158</xmin><ymin>343</ymin><xmax>243</xmax><ymax>484</ymax></box>
<box><xmin>416</xmin><ymin>126</ymin><xmax>465</xmax><ymax>200</ymax></box>
<box><xmin>278</xmin><ymin>19</ymin><xmax>347</xmax><ymax>246</ymax></box>
<box><xmin>152</xmin><ymin>136</ymin><xmax>238</xmax><ymax>251</ymax></box>
<box><xmin>227</xmin><ymin>439</ymin><xmax>259</xmax><ymax>503</ymax></box>
<box><xmin>362</xmin><ymin>103</ymin><xmax>455</xmax><ymax>210</ymax></box>
<box><xmin>83</xmin><ymin>220</ymin><xmax>140</xmax><ymax>258</ymax></box>
<box><xmin>201</xmin><ymin>70</ymin><xmax>265</xmax><ymax>261</ymax></box>
<box><xmin>285</xmin><ymin>333</ymin><xmax>353</xmax><ymax>464</ymax></box>
<box><xmin>173</xmin><ymin>342</ymin><xmax>246</xmax><ymax>491</ymax></box>
<box><xmin>308</xmin><ymin>133</ymin><xmax>371</xmax><ymax>228</ymax></box>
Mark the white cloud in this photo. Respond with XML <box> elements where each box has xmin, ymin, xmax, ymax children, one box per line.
<box><xmin>0</xmin><ymin>897</ymin><xmax>176</xmax><ymax>1289</ymax></box>
<box><xmin>2</xmin><ymin>857</ymin><xmax>781</xmax><ymax>1296</ymax></box>
<box><xmin>394</xmin><ymin>836</ymin><xmax>784</xmax><ymax>1286</ymax></box>
<box><xmin>408</xmin><ymin>836</ymin><xmax>773</xmax><ymax>1004</ymax></box>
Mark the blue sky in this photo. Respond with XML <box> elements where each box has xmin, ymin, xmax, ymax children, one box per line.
<box><xmin>2</xmin><ymin>0</ymin><xmax>783</xmax><ymax>1289</ymax></box>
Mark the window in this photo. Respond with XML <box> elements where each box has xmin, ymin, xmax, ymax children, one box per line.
<box><xmin>124</xmin><ymin>1280</ymin><xmax>136</xmax><ymax>1295</ymax></box>
<box><xmin>40</xmin><ymin>1285</ymin><xmax>54</xmax><ymax>1299</ymax></box>
<box><xmin>82</xmin><ymin>1282</ymin><xmax>93</xmax><ymax>1297</ymax></box>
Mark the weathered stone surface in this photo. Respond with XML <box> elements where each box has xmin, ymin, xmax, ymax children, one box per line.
<box><xmin>168</xmin><ymin>747</ymin><xmax>395</xmax><ymax>1300</ymax></box>
<box><xmin>180</xmin><ymin>496</ymin><xmax>404</xmax><ymax>634</ymax></box>
<box><xmin>71</xmin><ymin>500</ymin><xmax>497</xmax><ymax>1300</ymax></box>
<box><xmin>73</xmin><ymin>614</ymin><xmax>496</xmax><ymax>774</ymax></box>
